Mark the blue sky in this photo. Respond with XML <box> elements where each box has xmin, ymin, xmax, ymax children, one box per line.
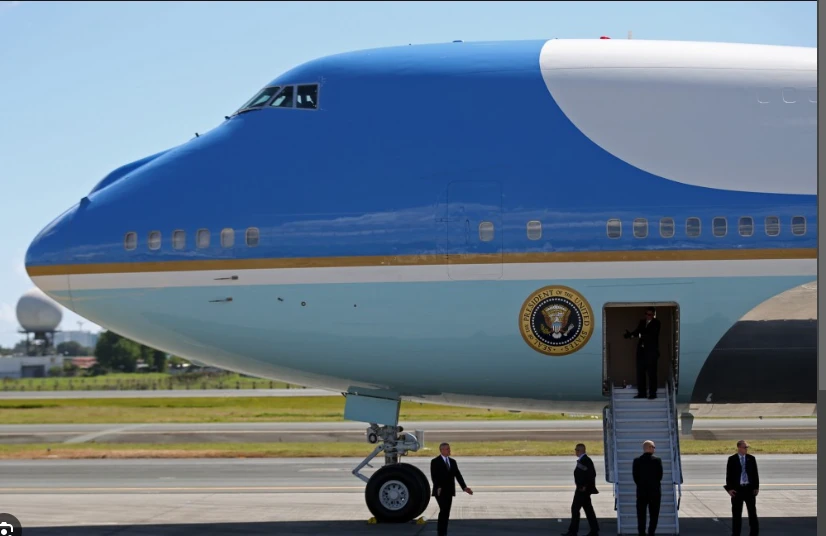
<box><xmin>0</xmin><ymin>0</ymin><xmax>817</xmax><ymax>347</ymax></box>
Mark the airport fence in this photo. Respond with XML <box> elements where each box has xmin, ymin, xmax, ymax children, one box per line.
<box><xmin>0</xmin><ymin>372</ymin><xmax>300</xmax><ymax>392</ymax></box>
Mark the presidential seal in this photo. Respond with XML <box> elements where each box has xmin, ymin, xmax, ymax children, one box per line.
<box><xmin>519</xmin><ymin>285</ymin><xmax>594</xmax><ymax>356</ymax></box>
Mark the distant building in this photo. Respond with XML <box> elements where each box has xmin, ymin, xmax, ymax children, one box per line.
<box><xmin>70</xmin><ymin>357</ymin><xmax>97</xmax><ymax>370</ymax></box>
<box><xmin>0</xmin><ymin>355</ymin><xmax>65</xmax><ymax>379</ymax></box>
<box><xmin>54</xmin><ymin>330</ymin><xmax>99</xmax><ymax>349</ymax></box>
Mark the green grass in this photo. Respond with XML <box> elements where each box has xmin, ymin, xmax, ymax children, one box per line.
<box><xmin>0</xmin><ymin>439</ymin><xmax>814</xmax><ymax>459</ymax></box>
<box><xmin>0</xmin><ymin>372</ymin><xmax>293</xmax><ymax>392</ymax></box>
<box><xmin>0</xmin><ymin>396</ymin><xmax>593</xmax><ymax>424</ymax></box>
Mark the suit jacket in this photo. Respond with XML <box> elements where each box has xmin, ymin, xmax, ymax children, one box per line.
<box><xmin>574</xmin><ymin>454</ymin><xmax>599</xmax><ymax>495</ymax></box>
<box><xmin>725</xmin><ymin>453</ymin><xmax>760</xmax><ymax>491</ymax></box>
<box><xmin>431</xmin><ymin>455</ymin><xmax>468</xmax><ymax>497</ymax></box>
<box><xmin>633</xmin><ymin>452</ymin><xmax>664</xmax><ymax>496</ymax></box>
<box><xmin>629</xmin><ymin>317</ymin><xmax>661</xmax><ymax>355</ymax></box>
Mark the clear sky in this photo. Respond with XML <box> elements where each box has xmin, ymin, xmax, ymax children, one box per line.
<box><xmin>0</xmin><ymin>0</ymin><xmax>817</xmax><ymax>347</ymax></box>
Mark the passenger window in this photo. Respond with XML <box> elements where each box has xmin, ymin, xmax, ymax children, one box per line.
<box><xmin>738</xmin><ymin>217</ymin><xmax>754</xmax><ymax>237</ymax></box>
<box><xmin>686</xmin><ymin>217</ymin><xmax>701</xmax><ymax>237</ymax></box>
<box><xmin>659</xmin><ymin>218</ymin><xmax>674</xmax><ymax>238</ymax></box>
<box><xmin>479</xmin><ymin>221</ymin><xmax>494</xmax><ymax>242</ymax></box>
<box><xmin>296</xmin><ymin>84</ymin><xmax>319</xmax><ymax>109</ymax></box>
<box><xmin>791</xmin><ymin>216</ymin><xmax>806</xmax><ymax>236</ymax></box>
<box><xmin>197</xmin><ymin>229</ymin><xmax>210</xmax><ymax>249</ymax></box>
<box><xmin>172</xmin><ymin>230</ymin><xmax>186</xmax><ymax>250</ymax></box>
<box><xmin>606</xmin><ymin>219</ymin><xmax>621</xmax><ymax>239</ymax></box>
<box><xmin>148</xmin><ymin>231</ymin><xmax>161</xmax><ymax>250</ymax></box>
<box><xmin>633</xmin><ymin>218</ymin><xmax>648</xmax><ymax>239</ymax></box>
<box><xmin>270</xmin><ymin>86</ymin><xmax>294</xmax><ymax>108</ymax></box>
<box><xmin>221</xmin><ymin>228</ymin><xmax>235</xmax><ymax>248</ymax></box>
<box><xmin>712</xmin><ymin>217</ymin><xmax>727</xmax><ymax>237</ymax></box>
<box><xmin>765</xmin><ymin>216</ymin><xmax>780</xmax><ymax>236</ymax></box>
<box><xmin>124</xmin><ymin>232</ymin><xmax>137</xmax><ymax>251</ymax></box>
<box><xmin>246</xmin><ymin>227</ymin><xmax>260</xmax><ymax>247</ymax></box>
<box><xmin>526</xmin><ymin>220</ymin><xmax>542</xmax><ymax>241</ymax></box>
<box><xmin>235</xmin><ymin>86</ymin><xmax>281</xmax><ymax>113</ymax></box>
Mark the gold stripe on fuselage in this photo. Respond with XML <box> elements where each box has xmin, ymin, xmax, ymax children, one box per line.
<box><xmin>25</xmin><ymin>248</ymin><xmax>817</xmax><ymax>277</ymax></box>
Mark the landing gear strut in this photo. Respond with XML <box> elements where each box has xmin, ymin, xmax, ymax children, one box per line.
<box><xmin>351</xmin><ymin>422</ymin><xmax>431</xmax><ymax>522</ymax></box>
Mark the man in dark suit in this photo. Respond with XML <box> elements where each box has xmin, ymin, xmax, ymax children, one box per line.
<box><xmin>430</xmin><ymin>442</ymin><xmax>473</xmax><ymax>536</ymax></box>
<box><xmin>724</xmin><ymin>440</ymin><xmax>760</xmax><ymax>535</ymax></box>
<box><xmin>562</xmin><ymin>443</ymin><xmax>599</xmax><ymax>536</ymax></box>
<box><xmin>624</xmin><ymin>306</ymin><xmax>661</xmax><ymax>399</ymax></box>
<box><xmin>633</xmin><ymin>440</ymin><xmax>663</xmax><ymax>536</ymax></box>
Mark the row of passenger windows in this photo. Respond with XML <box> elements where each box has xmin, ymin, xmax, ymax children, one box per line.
<box><xmin>473</xmin><ymin>215</ymin><xmax>808</xmax><ymax>242</ymax></box>
<box><xmin>123</xmin><ymin>215</ymin><xmax>809</xmax><ymax>251</ymax></box>
<box><xmin>124</xmin><ymin>228</ymin><xmax>260</xmax><ymax>251</ymax></box>
<box><xmin>236</xmin><ymin>83</ymin><xmax>319</xmax><ymax>114</ymax></box>
<box><xmin>604</xmin><ymin>215</ymin><xmax>808</xmax><ymax>239</ymax></box>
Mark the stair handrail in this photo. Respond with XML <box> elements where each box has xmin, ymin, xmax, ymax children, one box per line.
<box><xmin>603</xmin><ymin>404</ymin><xmax>614</xmax><ymax>483</ymax></box>
<box><xmin>609</xmin><ymin>384</ymin><xmax>622</xmax><ymax>534</ymax></box>
<box><xmin>666</xmin><ymin>368</ymin><xmax>683</xmax><ymax>536</ymax></box>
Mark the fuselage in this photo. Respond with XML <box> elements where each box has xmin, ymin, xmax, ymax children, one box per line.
<box><xmin>25</xmin><ymin>38</ymin><xmax>816</xmax><ymax>414</ymax></box>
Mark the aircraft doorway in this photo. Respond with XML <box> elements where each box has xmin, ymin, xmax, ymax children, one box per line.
<box><xmin>602</xmin><ymin>303</ymin><xmax>680</xmax><ymax>396</ymax></box>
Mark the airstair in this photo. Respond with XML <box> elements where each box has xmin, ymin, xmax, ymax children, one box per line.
<box><xmin>603</xmin><ymin>373</ymin><xmax>683</xmax><ymax>535</ymax></box>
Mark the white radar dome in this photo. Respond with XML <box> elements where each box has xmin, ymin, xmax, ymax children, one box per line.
<box><xmin>16</xmin><ymin>288</ymin><xmax>62</xmax><ymax>332</ymax></box>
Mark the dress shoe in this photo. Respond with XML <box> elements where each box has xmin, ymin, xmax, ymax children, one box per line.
<box><xmin>634</xmin><ymin>394</ymin><xmax>646</xmax><ymax>399</ymax></box>
<box><xmin>647</xmin><ymin>394</ymin><xmax>657</xmax><ymax>399</ymax></box>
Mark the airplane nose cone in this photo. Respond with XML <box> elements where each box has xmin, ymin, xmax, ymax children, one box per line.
<box><xmin>25</xmin><ymin>202</ymin><xmax>78</xmax><ymax>311</ymax></box>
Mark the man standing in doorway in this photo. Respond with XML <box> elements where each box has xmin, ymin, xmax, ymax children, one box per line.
<box><xmin>724</xmin><ymin>440</ymin><xmax>760</xmax><ymax>535</ymax></box>
<box><xmin>633</xmin><ymin>440</ymin><xmax>663</xmax><ymax>536</ymax></box>
<box><xmin>562</xmin><ymin>443</ymin><xmax>599</xmax><ymax>536</ymax></box>
<box><xmin>624</xmin><ymin>306</ymin><xmax>661</xmax><ymax>399</ymax></box>
<box><xmin>430</xmin><ymin>442</ymin><xmax>473</xmax><ymax>536</ymax></box>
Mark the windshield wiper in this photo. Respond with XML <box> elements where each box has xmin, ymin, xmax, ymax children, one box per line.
<box><xmin>234</xmin><ymin>107</ymin><xmax>264</xmax><ymax>117</ymax></box>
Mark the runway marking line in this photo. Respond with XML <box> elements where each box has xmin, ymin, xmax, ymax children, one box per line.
<box><xmin>0</xmin><ymin>483</ymin><xmax>814</xmax><ymax>493</ymax></box>
<box><xmin>0</xmin><ymin>426</ymin><xmax>814</xmax><ymax>436</ymax></box>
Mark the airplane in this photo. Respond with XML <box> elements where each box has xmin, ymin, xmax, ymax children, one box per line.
<box><xmin>24</xmin><ymin>37</ymin><xmax>816</xmax><ymax>523</ymax></box>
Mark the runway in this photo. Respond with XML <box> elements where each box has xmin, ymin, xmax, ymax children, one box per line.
<box><xmin>0</xmin><ymin>418</ymin><xmax>815</xmax><ymax>445</ymax></box>
<box><xmin>0</xmin><ymin>455</ymin><xmax>816</xmax><ymax>535</ymax></box>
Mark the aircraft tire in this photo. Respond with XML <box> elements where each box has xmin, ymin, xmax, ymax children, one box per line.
<box><xmin>365</xmin><ymin>463</ymin><xmax>428</xmax><ymax>523</ymax></box>
<box><xmin>406</xmin><ymin>463</ymin><xmax>431</xmax><ymax>518</ymax></box>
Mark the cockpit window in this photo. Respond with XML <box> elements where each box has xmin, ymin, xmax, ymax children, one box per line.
<box><xmin>296</xmin><ymin>84</ymin><xmax>318</xmax><ymax>109</ymax></box>
<box><xmin>235</xmin><ymin>86</ymin><xmax>281</xmax><ymax>114</ymax></box>
<box><xmin>270</xmin><ymin>86</ymin><xmax>294</xmax><ymax>108</ymax></box>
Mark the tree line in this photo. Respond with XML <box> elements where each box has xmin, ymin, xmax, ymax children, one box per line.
<box><xmin>0</xmin><ymin>331</ymin><xmax>191</xmax><ymax>375</ymax></box>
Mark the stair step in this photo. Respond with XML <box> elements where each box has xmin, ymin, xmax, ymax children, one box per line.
<box><xmin>614</xmin><ymin>413</ymin><xmax>670</xmax><ymax>418</ymax></box>
<box><xmin>613</xmin><ymin>396</ymin><xmax>669</xmax><ymax>402</ymax></box>
<box><xmin>616</xmin><ymin>482</ymin><xmax>678</xmax><ymax>487</ymax></box>
<box><xmin>613</xmin><ymin>388</ymin><xmax>667</xmax><ymax>396</ymax></box>
<box><xmin>615</xmin><ymin>434</ymin><xmax>672</xmax><ymax>441</ymax></box>
<box><xmin>614</xmin><ymin>414</ymin><xmax>671</xmax><ymax>422</ymax></box>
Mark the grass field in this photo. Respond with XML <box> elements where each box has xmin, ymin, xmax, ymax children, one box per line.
<box><xmin>0</xmin><ymin>439</ymin><xmax>814</xmax><ymax>459</ymax></box>
<box><xmin>0</xmin><ymin>396</ymin><xmax>594</xmax><ymax>424</ymax></box>
<box><xmin>0</xmin><ymin>372</ymin><xmax>293</xmax><ymax>392</ymax></box>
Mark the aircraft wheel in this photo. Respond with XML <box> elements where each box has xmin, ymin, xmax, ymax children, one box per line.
<box><xmin>405</xmin><ymin>463</ymin><xmax>431</xmax><ymax>518</ymax></box>
<box><xmin>365</xmin><ymin>463</ymin><xmax>427</xmax><ymax>523</ymax></box>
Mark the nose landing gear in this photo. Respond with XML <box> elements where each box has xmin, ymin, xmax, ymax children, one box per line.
<box><xmin>351</xmin><ymin>422</ymin><xmax>430</xmax><ymax>523</ymax></box>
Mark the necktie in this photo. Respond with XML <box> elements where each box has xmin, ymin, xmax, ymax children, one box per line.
<box><xmin>740</xmin><ymin>456</ymin><xmax>747</xmax><ymax>484</ymax></box>
<box><xmin>445</xmin><ymin>457</ymin><xmax>450</xmax><ymax>469</ymax></box>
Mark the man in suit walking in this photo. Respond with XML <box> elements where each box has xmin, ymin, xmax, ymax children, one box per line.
<box><xmin>562</xmin><ymin>443</ymin><xmax>599</xmax><ymax>536</ymax></box>
<box><xmin>724</xmin><ymin>440</ymin><xmax>760</xmax><ymax>535</ymax></box>
<box><xmin>430</xmin><ymin>442</ymin><xmax>473</xmax><ymax>536</ymax></box>
<box><xmin>633</xmin><ymin>440</ymin><xmax>663</xmax><ymax>536</ymax></box>
<box><xmin>624</xmin><ymin>306</ymin><xmax>661</xmax><ymax>399</ymax></box>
